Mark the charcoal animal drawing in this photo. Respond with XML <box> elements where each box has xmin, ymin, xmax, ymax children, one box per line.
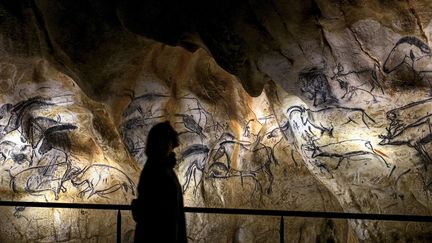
<box><xmin>121</xmin><ymin>93</ymin><xmax>217</xmax><ymax>164</ymax></box>
<box><xmin>287</xmin><ymin>105</ymin><xmax>376</xmax><ymax>137</ymax></box>
<box><xmin>383</xmin><ymin>36</ymin><xmax>432</xmax><ymax>89</ymax></box>
<box><xmin>180</xmin><ymin>144</ymin><xmax>209</xmax><ymax>193</ymax></box>
<box><xmin>0</xmin><ymin>96</ymin><xmax>136</xmax><ymax>200</ymax></box>
<box><xmin>303</xmin><ymin>138</ymin><xmax>390</xmax><ymax>169</ymax></box>
<box><xmin>384</xmin><ymin>36</ymin><xmax>431</xmax><ymax>74</ymax></box>
<box><xmin>298</xmin><ymin>67</ymin><xmax>337</xmax><ymax>106</ymax></box>
<box><xmin>331</xmin><ymin>63</ymin><xmax>383</xmax><ymax>101</ymax></box>
<box><xmin>379</xmin><ymin>98</ymin><xmax>432</xmax><ymax>169</ymax></box>
<box><xmin>206</xmin><ymin>132</ymin><xmax>278</xmax><ymax>195</ymax></box>
<box><xmin>70</xmin><ymin>164</ymin><xmax>136</xmax><ymax>199</ymax></box>
<box><xmin>285</xmin><ymin>104</ymin><xmax>388</xmax><ymax>178</ymax></box>
<box><xmin>121</xmin><ymin>93</ymin><xmax>170</xmax><ymax>164</ymax></box>
<box><xmin>173</xmin><ymin>95</ymin><xmax>214</xmax><ymax>140</ymax></box>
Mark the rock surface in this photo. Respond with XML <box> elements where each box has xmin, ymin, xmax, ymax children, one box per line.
<box><xmin>0</xmin><ymin>0</ymin><xmax>431</xmax><ymax>242</ymax></box>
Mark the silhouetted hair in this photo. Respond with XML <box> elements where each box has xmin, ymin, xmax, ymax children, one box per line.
<box><xmin>145</xmin><ymin>121</ymin><xmax>178</xmax><ymax>158</ymax></box>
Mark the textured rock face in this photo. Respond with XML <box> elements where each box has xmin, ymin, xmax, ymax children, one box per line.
<box><xmin>0</xmin><ymin>57</ymin><xmax>139</xmax><ymax>242</ymax></box>
<box><xmin>0</xmin><ymin>0</ymin><xmax>432</xmax><ymax>242</ymax></box>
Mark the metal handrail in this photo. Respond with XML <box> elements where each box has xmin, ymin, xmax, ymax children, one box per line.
<box><xmin>0</xmin><ymin>200</ymin><xmax>431</xmax><ymax>243</ymax></box>
<box><xmin>1</xmin><ymin>200</ymin><xmax>431</xmax><ymax>222</ymax></box>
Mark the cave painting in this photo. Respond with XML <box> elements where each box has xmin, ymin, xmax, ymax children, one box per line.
<box><xmin>0</xmin><ymin>95</ymin><xmax>136</xmax><ymax>201</ymax></box>
<box><xmin>331</xmin><ymin>63</ymin><xmax>383</xmax><ymax>102</ymax></box>
<box><xmin>298</xmin><ymin>67</ymin><xmax>337</xmax><ymax>106</ymax></box>
<box><xmin>121</xmin><ymin>93</ymin><xmax>222</xmax><ymax>165</ymax></box>
<box><xmin>286</xmin><ymin>105</ymin><xmax>376</xmax><ymax>138</ymax></box>
<box><xmin>70</xmin><ymin>164</ymin><xmax>135</xmax><ymax>199</ymax></box>
<box><xmin>0</xmin><ymin>96</ymin><xmax>76</xmax><ymax>200</ymax></box>
<box><xmin>119</xmin><ymin>65</ymin><xmax>431</xmax><ymax>238</ymax></box>
<box><xmin>286</xmin><ymin>104</ymin><xmax>391</xmax><ymax>174</ymax></box>
<box><xmin>121</xmin><ymin>92</ymin><xmax>282</xmax><ymax>199</ymax></box>
<box><xmin>1</xmin><ymin>12</ymin><xmax>432</xmax><ymax>242</ymax></box>
<box><xmin>303</xmin><ymin>138</ymin><xmax>390</xmax><ymax>170</ymax></box>
<box><xmin>180</xmin><ymin>123</ymin><xmax>283</xmax><ymax>196</ymax></box>
<box><xmin>4</xmin><ymin>32</ymin><xmax>429</xmax><ymax>241</ymax></box>
<box><xmin>384</xmin><ymin>36</ymin><xmax>432</xmax><ymax>90</ymax></box>
<box><xmin>379</xmin><ymin>98</ymin><xmax>432</xmax><ymax>169</ymax></box>
<box><xmin>121</xmin><ymin>92</ymin><xmax>215</xmax><ymax>190</ymax></box>
<box><xmin>384</xmin><ymin>36</ymin><xmax>431</xmax><ymax>74</ymax></box>
<box><xmin>180</xmin><ymin>144</ymin><xmax>209</xmax><ymax>193</ymax></box>
<box><xmin>121</xmin><ymin>93</ymin><xmax>170</xmax><ymax>164</ymax></box>
<box><xmin>207</xmin><ymin>131</ymin><xmax>278</xmax><ymax>195</ymax></box>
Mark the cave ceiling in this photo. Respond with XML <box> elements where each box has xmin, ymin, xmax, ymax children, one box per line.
<box><xmin>0</xmin><ymin>0</ymin><xmax>432</xmax><ymax>242</ymax></box>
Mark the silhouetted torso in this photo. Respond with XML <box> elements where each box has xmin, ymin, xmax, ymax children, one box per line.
<box><xmin>133</xmin><ymin>153</ymin><xmax>187</xmax><ymax>243</ymax></box>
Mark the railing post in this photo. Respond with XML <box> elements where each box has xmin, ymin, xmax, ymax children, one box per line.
<box><xmin>117</xmin><ymin>210</ymin><xmax>122</xmax><ymax>243</ymax></box>
<box><xmin>279</xmin><ymin>216</ymin><xmax>284</xmax><ymax>243</ymax></box>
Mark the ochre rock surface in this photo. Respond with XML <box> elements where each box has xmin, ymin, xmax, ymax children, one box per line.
<box><xmin>0</xmin><ymin>1</ymin><xmax>431</xmax><ymax>242</ymax></box>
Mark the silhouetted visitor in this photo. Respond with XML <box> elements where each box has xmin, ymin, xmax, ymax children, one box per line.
<box><xmin>132</xmin><ymin>121</ymin><xmax>187</xmax><ymax>243</ymax></box>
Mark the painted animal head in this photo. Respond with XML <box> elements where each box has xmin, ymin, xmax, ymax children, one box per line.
<box><xmin>286</xmin><ymin>105</ymin><xmax>306</xmax><ymax>120</ymax></box>
<box><xmin>383</xmin><ymin>36</ymin><xmax>431</xmax><ymax>74</ymax></box>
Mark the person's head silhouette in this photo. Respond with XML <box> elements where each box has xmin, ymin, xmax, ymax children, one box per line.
<box><xmin>145</xmin><ymin>121</ymin><xmax>179</xmax><ymax>161</ymax></box>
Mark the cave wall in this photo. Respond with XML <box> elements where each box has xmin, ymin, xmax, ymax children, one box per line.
<box><xmin>0</xmin><ymin>0</ymin><xmax>431</xmax><ymax>242</ymax></box>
